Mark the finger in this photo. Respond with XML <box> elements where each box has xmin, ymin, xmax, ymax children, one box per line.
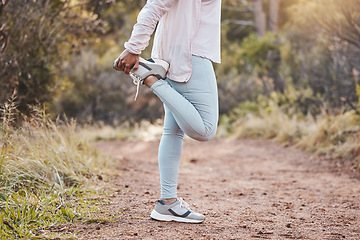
<box><xmin>113</xmin><ymin>59</ymin><xmax>117</xmax><ymax>69</ymax></box>
<box><xmin>115</xmin><ymin>58</ymin><xmax>121</xmax><ymax>70</ymax></box>
<box><xmin>119</xmin><ymin>59</ymin><xmax>123</xmax><ymax>68</ymax></box>
<box><xmin>120</xmin><ymin>57</ymin><xmax>128</xmax><ymax>68</ymax></box>
<box><xmin>120</xmin><ymin>60</ymin><xmax>127</xmax><ymax>71</ymax></box>
<box><xmin>132</xmin><ymin>57</ymin><xmax>140</xmax><ymax>71</ymax></box>
<box><xmin>124</xmin><ymin>64</ymin><xmax>131</xmax><ymax>74</ymax></box>
<box><xmin>120</xmin><ymin>62</ymin><xmax>126</xmax><ymax>72</ymax></box>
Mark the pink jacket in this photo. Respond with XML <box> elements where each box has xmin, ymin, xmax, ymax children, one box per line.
<box><xmin>124</xmin><ymin>0</ymin><xmax>221</xmax><ymax>82</ymax></box>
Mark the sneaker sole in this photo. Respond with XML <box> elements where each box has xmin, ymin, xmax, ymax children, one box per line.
<box><xmin>150</xmin><ymin>210</ymin><xmax>204</xmax><ymax>223</ymax></box>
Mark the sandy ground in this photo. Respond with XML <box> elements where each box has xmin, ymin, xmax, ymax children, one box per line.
<box><xmin>70</xmin><ymin>138</ymin><xmax>359</xmax><ymax>239</ymax></box>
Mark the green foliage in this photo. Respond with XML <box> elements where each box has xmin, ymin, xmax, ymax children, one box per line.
<box><xmin>239</xmin><ymin>32</ymin><xmax>284</xmax><ymax>92</ymax></box>
<box><xmin>219</xmin><ymin>0</ymin><xmax>360</xmax><ymax>117</ymax></box>
<box><xmin>284</xmin><ymin>0</ymin><xmax>360</xmax><ymax>104</ymax></box>
<box><xmin>218</xmin><ymin>0</ymin><xmax>360</xmax><ymax>169</ymax></box>
<box><xmin>51</xmin><ymin>0</ymin><xmax>163</xmax><ymax>124</ymax></box>
<box><xmin>239</xmin><ymin>33</ymin><xmax>279</xmax><ymax>74</ymax></box>
<box><xmin>224</xmin><ymin>92</ymin><xmax>360</xmax><ymax>167</ymax></box>
<box><xmin>356</xmin><ymin>84</ymin><xmax>360</xmax><ymax>105</ymax></box>
<box><xmin>221</xmin><ymin>0</ymin><xmax>301</xmax><ymax>41</ymax></box>
<box><xmin>0</xmin><ymin>100</ymin><xmax>111</xmax><ymax>238</ymax></box>
<box><xmin>55</xmin><ymin>47</ymin><xmax>163</xmax><ymax>124</ymax></box>
<box><xmin>221</xmin><ymin>0</ymin><xmax>254</xmax><ymax>41</ymax></box>
<box><xmin>1</xmin><ymin>188</ymin><xmax>77</xmax><ymax>239</ymax></box>
<box><xmin>0</xmin><ymin>0</ymin><xmax>105</xmax><ymax>116</ymax></box>
<box><xmin>1</xmin><ymin>0</ymin><xmax>360</xmax><ymax>142</ymax></box>
<box><xmin>216</xmin><ymin>31</ymin><xmax>286</xmax><ymax>114</ymax></box>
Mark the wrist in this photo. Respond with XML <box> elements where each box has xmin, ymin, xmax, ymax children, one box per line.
<box><xmin>126</xmin><ymin>49</ymin><xmax>139</xmax><ymax>56</ymax></box>
<box><xmin>123</xmin><ymin>42</ymin><xmax>141</xmax><ymax>55</ymax></box>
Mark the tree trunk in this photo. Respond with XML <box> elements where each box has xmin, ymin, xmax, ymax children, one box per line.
<box><xmin>253</xmin><ymin>0</ymin><xmax>266</xmax><ymax>37</ymax></box>
<box><xmin>269</xmin><ymin>0</ymin><xmax>279</xmax><ymax>32</ymax></box>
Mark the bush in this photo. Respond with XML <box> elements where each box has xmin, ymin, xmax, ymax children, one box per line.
<box><xmin>0</xmin><ymin>0</ymin><xmax>105</xmax><ymax>116</ymax></box>
<box><xmin>0</xmin><ymin>100</ymin><xmax>108</xmax><ymax>238</ymax></box>
<box><xmin>226</xmin><ymin>95</ymin><xmax>360</xmax><ymax>168</ymax></box>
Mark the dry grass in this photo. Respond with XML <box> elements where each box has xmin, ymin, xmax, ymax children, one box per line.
<box><xmin>0</xmin><ymin>100</ymin><xmax>112</xmax><ymax>239</ymax></box>
<box><xmin>296</xmin><ymin>111</ymin><xmax>360</xmax><ymax>159</ymax></box>
<box><xmin>230</xmin><ymin>103</ymin><xmax>360</xmax><ymax>168</ymax></box>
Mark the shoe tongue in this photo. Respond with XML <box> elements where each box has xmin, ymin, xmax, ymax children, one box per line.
<box><xmin>146</xmin><ymin>58</ymin><xmax>155</xmax><ymax>63</ymax></box>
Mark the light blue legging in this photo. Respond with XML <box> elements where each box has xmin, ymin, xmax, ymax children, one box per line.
<box><xmin>150</xmin><ymin>55</ymin><xmax>219</xmax><ymax>199</ymax></box>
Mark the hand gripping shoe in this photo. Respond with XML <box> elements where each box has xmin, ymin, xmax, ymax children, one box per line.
<box><xmin>113</xmin><ymin>57</ymin><xmax>170</xmax><ymax>100</ymax></box>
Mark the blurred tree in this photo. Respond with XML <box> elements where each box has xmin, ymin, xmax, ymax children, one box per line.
<box><xmin>253</xmin><ymin>0</ymin><xmax>266</xmax><ymax>36</ymax></box>
<box><xmin>0</xmin><ymin>0</ymin><xmax>10</xmax><ymax>53</ymax></box>
<box><xmin>84</xmin><ymin>0</ymin><xmax>146</xmax><ymax>36</ymax></box>
<box><xmin>0</xmin><ymin>0</ymin><xmax>105</xmax><ymax>116</ymax></box>
<box><xmin>239</xmin><ymin>33</ymin><xmax>283</xmax><ymax>93</ymax></box>
<box><xmin>56</xmin><ymin>49</ymin><xmax>163</xmax><ymax>124</ymax></box>
<box><xmin>321</xmin><ymin>0</ymin><xmax>360</xmax><ymax>51</ymax></box>
<box><xmin>218</xmin><ymin>0</ymin><xmax>296</xmax><ymax>114</ymax></box>
<box><xmin>55</xmin><ymin>0</ymin><xmax>164</xmax><ymax>124</ymax></box>
<box><xmin>285</xmin><ymin>0</ymin><xmax>360</xmax><ymax>104</ymax></box>
<box><xmin>221</xmin><ymin>0</ymin><xmax>255</xmax><ymax>41</ymax></box>
<box><xmin>6</xmin><ymin>0</ymin><xmax>358</xmax><ymax>125</ymax></box>
<box><xmin>222</xmin><ymin>0</ymin><xmax>300</xmax><ymax>41</ymax></box>
<box><xmin>269</xmin><ymin>0</ymin><xmax>279</xmax><ymax>32</ymax></box>
<box><xmin>320</xmin><ymin>0</ymin><xmax>360</xmax><ymax>81</ymax></box>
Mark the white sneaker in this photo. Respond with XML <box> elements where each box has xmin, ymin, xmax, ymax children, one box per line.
<box><xmin>150</xmin><ymin>198</ymin><xmax>205</xmax><ymax>223</ymax></box>
<box><xmin>113</xmin><ymin>57</ymin><xmax>169</xmax><ymax>100</ymax></box>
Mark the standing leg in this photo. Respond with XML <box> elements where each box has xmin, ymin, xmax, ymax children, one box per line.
<box><xmin>150</xmin><ymin>56</ymin><xmax>218</xmax><ymax>223</ymax></box>
<box><xmin>158</xmin><ymin>104</ymin><xmax>184</xmax><ymax>200</ymax></box>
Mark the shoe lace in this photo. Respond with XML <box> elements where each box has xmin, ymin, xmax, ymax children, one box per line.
<box><xmin>129</xmin><ymin>72</ymin><xmax>143</xmax><ymax>101</ymax></box>
<box><xmin>179</xmin><ymin>197</ymin><xmax>191</xmax><ymax>210</ymax></box>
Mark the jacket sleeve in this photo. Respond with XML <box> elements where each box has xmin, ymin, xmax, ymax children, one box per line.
<box><xmin>124</xmin><ymin>0</ymin><xmax>177</xmax><ymax>54</ymax></box>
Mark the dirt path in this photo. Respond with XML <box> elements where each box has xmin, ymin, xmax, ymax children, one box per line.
<box><xmin>75</xmin><ymin>138</ymin><xmax>359</xmax><ymax>239</ymax></box>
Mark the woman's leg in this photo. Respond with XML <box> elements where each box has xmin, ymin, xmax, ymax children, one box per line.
<box><xmin>153</xmin><ymin>56</ymin><xmax>219</xmax><ymax>201</ymax></box>
<box><xmin>158</xmin><ymin>105</ymin><xmax>184</xmax><ymax>199</ymax></box>
<box><xmin>150</xmin><ymin>56</ymin><xmax>219</xmax><ymax>142</ymax></box>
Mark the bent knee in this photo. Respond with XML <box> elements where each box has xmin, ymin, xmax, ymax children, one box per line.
<box><xmin>191</xmin><ymin>127</ymin><xmax>217</xmax><ymax>142</ymax></box>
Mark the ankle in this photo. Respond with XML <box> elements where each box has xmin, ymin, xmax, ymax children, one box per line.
<box><xmin>162</xmin><ymin>198</ymin><xmax>177</xmax><ymax>205</ymax></box>
<box><xmin>143</xmin><ymin>75</ymin><xmax>158</xmax><ymax>88</ymax></box>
